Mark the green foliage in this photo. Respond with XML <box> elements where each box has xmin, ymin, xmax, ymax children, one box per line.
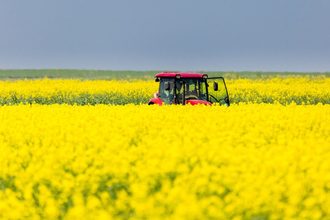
<box><xmin>0</xmin><ymin>69</ymin><xmax>329</xmax><ymax>80</ymax></box>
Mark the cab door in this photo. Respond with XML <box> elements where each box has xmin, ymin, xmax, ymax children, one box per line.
<box><xmin>207</xmin><ymin>77</ymin><xmax>230</xmax><ymax>106</ymax></box>
<box><xmin>159</xmin><ymin>78</ymin><xmax>175</xmax><ymax>104</ymax></box>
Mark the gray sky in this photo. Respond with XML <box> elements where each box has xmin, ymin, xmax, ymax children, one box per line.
<box><xmin>0</xmin><ymin>0</ymin><xmax>329</xmax><ymax>71</ymax></box>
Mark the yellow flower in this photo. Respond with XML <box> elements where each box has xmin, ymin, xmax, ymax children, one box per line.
<box><xmin>0</xmin><ymin>80</ymin><xmax>329</xmax><ymax>219</ymax></box>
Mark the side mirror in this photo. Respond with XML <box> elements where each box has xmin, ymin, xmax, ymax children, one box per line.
<box><xmin>213</xmin><ymin>82</ymin><xmax>218</xmax><ymax>91</ymax></box>
<box><xmin>155</xmin><ymin>78</ymin><xmax>160</xmax><ymax>82</ymax></box>
<box><xmin>164</xmin><ymin>82</ymin><xmax>171</xmax><ymax>91</ymax></box>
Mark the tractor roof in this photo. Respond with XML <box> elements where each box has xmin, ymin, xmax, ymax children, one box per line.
<box><xmin>155</xmin><ymin>72</ymin><xmax>207</xmax><ymax>79</ymax></box>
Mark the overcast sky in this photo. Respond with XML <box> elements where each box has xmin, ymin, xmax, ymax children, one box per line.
<box><xmin>0</xmin><ymin>0</ymin><xmax>329</xmax><ymax>71</ymax></box>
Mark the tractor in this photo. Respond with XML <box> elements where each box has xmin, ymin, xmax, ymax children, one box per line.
<box><xmin>148</xmin><ymin>72</ymin><xmax>230</xmax><ymax>106</ymax></box>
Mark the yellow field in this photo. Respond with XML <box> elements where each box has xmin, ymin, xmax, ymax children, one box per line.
<box><xmin>0</xmin><ymin>76</ymin><xmax>329</xmax><ymax>104</ymax></box>
<box><xmin>1</xmin><ymin>104</ymin><xmax>329</xmax><ymax>219</ymax></box>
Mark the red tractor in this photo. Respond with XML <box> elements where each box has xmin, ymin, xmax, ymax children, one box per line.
<box><xmin>148</xmin><ymin>72</ymin><xmax>230</xmax><ymax>106</ymax></box>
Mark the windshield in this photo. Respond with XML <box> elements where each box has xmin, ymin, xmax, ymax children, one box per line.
<box><xmin>176</xmin><ymin>78</ymin><xmax>208</xmax><ymax>104</ymax></box>
<box><xmin>159</xmin><ymin>78</ymin><xmax>208</xmax><ymax>104</ymax></box>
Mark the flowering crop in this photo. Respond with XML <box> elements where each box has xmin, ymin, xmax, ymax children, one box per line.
<box><xmin>0</xmin><ymin>80</ymin><xmax>155</xmax><ymax>105</ymax></box>
<box><xmin>227</xmin><ymin>76</ymin><xmax>330</xmax><ymax>104</ymax></box>
<box><xmin>0</xmin><ymin>76</ymin><xmax>329</xmax><ymax>105</ymax></box>
<box><xmin>0</xmin><ymin>104</ymin><xmax>329</xmax><ymax>219</ymax></box>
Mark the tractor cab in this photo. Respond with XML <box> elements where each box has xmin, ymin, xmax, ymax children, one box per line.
<box><xmin>148</xmin><ymin>72</ymin><xmax>230</xmax><ymax>106</ymax></box>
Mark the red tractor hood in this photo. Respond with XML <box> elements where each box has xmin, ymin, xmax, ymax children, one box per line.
<box><xmin>148</xmin><ymin>98</ymin><xmax>211</xmax><ymax>106</ymax></box>
<box><xmin>186</xmin><ymin>99</ymin><xmax>212</xmax><ymax>105</ymax></box>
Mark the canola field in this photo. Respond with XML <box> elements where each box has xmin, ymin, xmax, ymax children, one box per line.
<box><xmin>0</xmin><ymin>75</ymin><xmax>329</xmax><ymax>219</ymax></box>
<box><xmin>0</xmin><ymin>76</ymin><xmax>329</xmax><ymax>105</ymax></box>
